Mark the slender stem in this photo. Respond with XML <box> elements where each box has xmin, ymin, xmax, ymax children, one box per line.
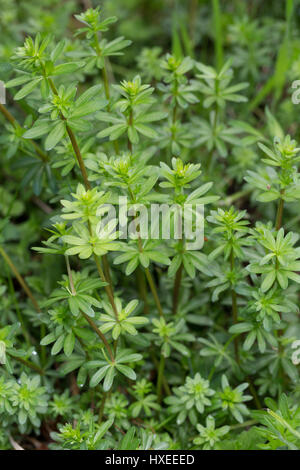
<box><xmin>206</xmin><ymin>102</ymin><xmax>218</xmax><ymax>171</ymax></box>
<box><xmin>93</xmin><ymin>254</ymin><xmax>119</xmax><ymax>321</ymax></box>
<box><xmin>275</xmin><ymin>197</ymin><xmax>284</xmax><ymax>231</ymax></box>
<box><xmin>230</xmin><ymin>249</ymin><xmax>239</xmax><ymax>364</ymax></box>
<box><xmin>93</xmin><ymin>33</ymin><xmax>119</xmax><ymax>154</ymax></box>
<box><xmin>157</xmin><ymin>354</ymin><xmax>165</xmax><ymax>402</ymax></box>
<box><xmin>98</xmin><ymin>391</ymin><xmax>107</xmax><ymax>424</ymax></box>
<box><xmin>29</xmin><ymin>139</ymin><xmax>49</xmax><ymax>162</ymax></box>
<box><xmin>128</xmin><ymin>108</ymin><xmax>133</xmax><ymax>154</ymax></box>
<box><xmin>76</xmin><ymin>335</ymin><xmax>89</xmax><ymax>357</ymax></box>
<box><xmin>81</xmin><ymin>310</ymin><xmax>114</xmax><ymax>362</ymax></box>
<box><xmin>170</xmin><ymin>80</ymin><xmax>178</xmax><ymax>160</ymax></box>
<box><xmin>0</xmin><ymin>247</ymin><xmax>41</xmax><ymax>313</ymax></box>
<box><xmin>172</xmin><ymin>100</ymin><xmax>178</xmax><ymax>124</ymax></box>
<box><xmin>208</xmin><ymin>335</ymin><xmax>235</xmax><ymax>381</ymax></box>
<box><xmin>188</xmin><ymin>0</ymin><xmax>198</xmax><ymax>53</ymax></box>
<box><xmin>150</xmin><ymin>351</ymin><xmax>171</xmax><ymax>396</ymax></box>
<box><xmin>94</xmin><ymin>32</ymin><xmax>110</xmax><ymax>104</ymax></box>
<box><xmin>0</xmin><ymin>103</ymin><xmax>49</xmax><ymax>162</ymax></box>
<box><xmin>136</xmin><ymin>267</ymin><xmax>149</xmax><ymax>315</ymax></box>
<box><xmin>65</xmin><ymin>256</ymin><xmax>76</xmax><ymax>295</ymax></box>
<box><xmin>48</xmin><ymin>78</ymin><xmax>116</xmax><ymax>317</ymax></box>
<box><xmin>246</xmin><ymin>375</ymin><xmax>262</xmax><ymax>410</ymax></box>
<box><xmin>144</xmin><ymin>268</ymin><xmax>164</xmax><ymax>318</ymax></box>
<box><xmin>172</xmin><ymin>263</ymin><xmax>183</xmax><ymax>314</ymax></box>
<box><xmin>65</xmin><ymin>256</ymin><xmax>114</xmax><ymax>361</ymax></box>
<box><xmin>0</xmin><ymin>102</ymin><xmax>15</xmax><ymax>125</ymax></box>
<box><xmin>6</xmin><ymin>268</ymin><xmax>31</xmax><ymax>346</ymax></box>
<box><xmin>221</xmin><ymin>188</ymin><xmax>252</xmax><ymax>207</ymax></box>
<box><xmin>172</xmin><ymin>196</ymin><xmax>184</xmax><ymax>314</ymax></box>
<box><xmin>102</xmin><ymin>65</ymin><xmax>110</xmax><ymax>106</ymax></box>
<box><xmin>31</xmin><ymin>195</ymin><xmax>53</xmax><ymax>214</ymax></box>
<box><xmin>229</xmin><ymin>419</ymin><xmax>257</xmax><ymax>431</ymax></box>
<box><xmin>128</xmin><ymin>186</ymin><xmax>163</xmax><ymax>318</ymax></box>
<box><xmin>47</xmin><ymin>77</ymin><xmax>91</xmax><ymax>190</ymax></box>
<box><xmin>8</xmin><ymin>352</ymin><xmax>44</xmax><ymax>375</ymax></box>
<box><xmin>66</xmin><ymin>126</ymin><xmax>91</xmax><ymax>190</ymax></box>
<box><xmin>212</xmin><ymin>0</ymin><xmax>223</xmax><ymax>71</ymax></box>
<box><xmin>102</xmin><ymin>254</ymin><xmax>114</xmax><ymax>295</ymax></box>
<box><xmin>274</xmin><ymin>193</ymin><xmax>285</xmax><ymax>361</ymax></box>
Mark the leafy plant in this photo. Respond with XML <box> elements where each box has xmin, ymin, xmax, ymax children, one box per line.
<box><xmin>0</xmin><ymin>0</ymin><xmax>299</xmax><ymax>452</ymax></box>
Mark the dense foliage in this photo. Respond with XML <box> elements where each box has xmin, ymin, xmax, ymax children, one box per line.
<box><xmin>0</xmin><ymin>0</ymin><xmax>300</xmax><ymax>451</ymax></box>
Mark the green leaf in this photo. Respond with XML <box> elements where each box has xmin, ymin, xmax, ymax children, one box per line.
<box><xmin>14</xmin><ymin>77</ymin><xmax>43</xmax><ymax>100</ymax></box>
<box><xmin>5</xmin><ymin>75</ymin><xmax>31</xmax><ymax>88</ymax></box>
<box><xmin>134</xmin><ymin>123</ymin><xmax>157</xmax><ymax>139</ymax></box>
<box><xmin>64</xmin><ymin>332</ymin><xmax>75</xmax><ymax>356</ymax></box>
<box><xmin>103</xmin><ymin>366</ymin><xmax>115</xmax><ymax>391</ymax></box>
<box><xmin>229</xmin><ymin>323</ymin><xmax>252</xmax><ymax>334</ymax></box>
<box><xmin>23</xmin><ymin>120</ymin><xmax>53</xmax><ymax>139</ymax></box>
<box><xmin>72</xmin><ymin>99</ymin><xmax>107</xmax><ymax>118</ymax></box>
<box><xmin>120</xmin><ymin>428</ymin><xmax>137</xmax><ymax>450</ymax></box>
<box><xmin>40</xmin><ymin>332</ymin><xmax>56</xmax><ymax>346</ymax></box>
<box><xmin>75</xmin><ymin>84</ymin><xmax>102</xmax><ymax>106</ymax></box>
<box><xmin>52</xmin><ymin>62</ymin><xmax>84</xmax><ymax>75</ymax></box>
<box><xmin>45</xmin><ymin>121</ymin><xmax>66</xmax><ymax>150</ymax></box>
<box><xmin>96</xmin><ymin>418</ymin><xmax>114</xmax><ymax>440</ymax></box>
<box><xmin>50</xmin><ymin>40</ymin><xmax>66</xmax><ymax>62</ymax></box>
<box><xmin>51</xmin><ymin>334</ymin><xmax>65</xmax><ymax>355</ymax></box>
<box><xmin>90</xmin><ymin>365</ymin><xmax>110</xmax><ymax>387</ymax></box>
<box><xmin>261</xmin><ymin>271</ymin><xmax>276</xmax><ymax>292</ymax></box>
<box><xmin>257</xmin><ymin>191</ymin><xmax>280</xmax><ymax>202</ymax></box>
<box><xmin>116</xmin><ymin>364</ymin><xmax>136</xmax><ymax>380</ymax></box>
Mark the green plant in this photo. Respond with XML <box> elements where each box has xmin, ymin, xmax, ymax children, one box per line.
<box><xmin>0</xmin><ymin>0</ymin><xmax>300</xmax><ymax>452</ymax></box>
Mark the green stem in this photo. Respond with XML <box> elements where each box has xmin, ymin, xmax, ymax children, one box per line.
<box><xmin>206</xmin><ymin>100</ymin><xmax>218</xmax><ymax>172</ymax></box>
<box><xmin>208</xmin><ymin>335</ymin><xmax>235</xmax><ymax>380</ymax></box>
<box><xmin>65</xmin><ymin>256</ymin><xmax>114</xmax><ymax>361</ymax></box>
<box><xmin>66</xmin><ymin>126</ymin><xmax>91</xmax><ymax>190</ymax></box>
<box><xmin>246</xmin><ymin>375</ymin><xmax>262</xmax><ymax>410</ymax></box>
<box><xmin>275</xmin><ymin>196</ymin><xmax>284</xmax><ymax>231</ymax></box>
<box><xmin>136</xmin><ymin>267</ymin><xmax>149</xmax><ymax>315</ymax></box>
<box><xmin>212</xmin><ymin>0</ymin><xmax>223</xmax><ymax>71</ymax></box>
<box><xmin>268</xmin><ymin>409</ymin><xmax>300</xmax><ymax>440</ymax></box>
<box><xmin>157</xmin><ymin>354</ymin><xmax>165</xmax><ymax>402</ymax></box>
<box><xmin>274</xmin><ymin>193</ymin><xmax>285</xmax><ymax>366</ymax></box>
<box><xmin>229</xmin><ymin>419</ymin><xmax>257</xmax><ymax>431</ymax></box>
<box><xmin>6</xmin><ymin>268</ymin><xmax>31</xmax><ymax>346</ymax></box>
<box><xmin>220</xmin><ymin>188</ymin><xmax>252</xmax><ymax>207</ymax></box>
<box><xmin>0</xmin><ymin>102</ymin><xmax>16</xmax><ymax>126</ymax></box>
<box><xmin>150</xmin><ymin>351</ymin><xmax>171</xmax><ymax>396</ymax></box>
<box><xmin>94</xmin><ymin>33</ymin><xmax>119</xmax><ymax>155</ymax></box>
<box><xmin>8</xmin><ymin>352</ymin><xmax>44</xmax><ymax>375</ymax></box>
<box><xmin>144</xmin><ymin>268</ymin><xmax>164</xmax><ymax>318</ymax></box>
<box><xmin>101</xmin><ymin>65</ymin><xmax>110</xmax><ymax>105</ymax></box>
<box><xmin>102</xmin><ymin>254</ymin><xmax>114</xmax><ymax>296</ymax></box>
<box><xmin>128</xmin><ymin>186</ymin><xmax>163</xmax><ymax>318</ymax></box>
<box><xmin>170</xmin><ymin>80</ymin><xmax>178</xmax><ymax>160</ymax></box>
<box><xmin>93</xmin><ymin>254</ymin><xmax>119</xmax><ymax>321</ymax></box>
<box><xmin>0</xmin><ymin>247</ymin><xmax>41</xmax><ymax>314</ymax></box>
<box><xmin>48</xmin><ymin>78</ymin><xmax>116</xmax><ymax>317</ymax></box>
<box><xmin>128</xmin><ymin>109</ymin><xmax>133</xmax><ymax>154</ymax></box>
<box><xmin>172</xmin><ymin>262</ymin><xmax>183</xmax><ymax>314</ymax></box>
<box><xmin>47</xmin><ymin>78</ymin><xmax>91</xmax><ymax>190</ymax></box>
<box><xmin>81</xmin><ymin>310</ymin><xmax>114</xmax><ymax>362</ymax></box>
<box><xmin>230</xmin><ymin>249</ymin><xmax>239</xmax><ymax>364</ymax></box>
<box><xmin>98</xmin><ymin>391</ymin><xmax>107</xmax><ymax>424</ymax></box>
<box><xmin>0</xmin><ymin>103</ymin><xmax>49</xmax><ymax>162</ymax></box>
<box><xmin>188</xmin><ymin>0</ymin><xmax>198</xmax><ymax>52</ymax></box>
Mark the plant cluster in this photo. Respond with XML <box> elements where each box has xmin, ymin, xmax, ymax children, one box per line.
<box><xmin>0</xmin><ymin>0</ymin><xmax>300</xmax><ymax>451</ymax></box>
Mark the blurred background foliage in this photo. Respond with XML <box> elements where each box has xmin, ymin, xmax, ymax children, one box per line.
<box><xmin>0</xmin><ymin>0</ymin><xmax>297</xmax><ymax>126</ymax></box>
<box><xmin>0</xmin><ymin>0</ymin><xmax>291</xmax><ymax>79</ymax></box>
